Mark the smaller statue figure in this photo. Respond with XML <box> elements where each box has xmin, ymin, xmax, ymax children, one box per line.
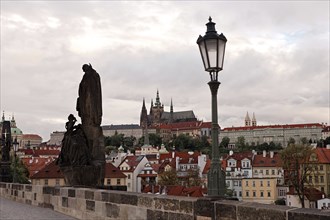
<box><xmin>57</xmin><ymin>114</ymin><xmax>91</xmax><ymax>167</ymax></box>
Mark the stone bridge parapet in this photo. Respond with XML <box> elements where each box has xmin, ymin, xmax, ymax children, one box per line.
<box><xmin>1</xmin><ymin>182</ymin><xmax>329</xmax><ymax>220</ymax></box>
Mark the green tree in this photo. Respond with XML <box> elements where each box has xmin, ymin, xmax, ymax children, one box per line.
<box><xmin>173</xmin><ymin>134</ymin><xmax>192</xmax><ymax>151</ymax></box>
<box><xmin>220</xmin><ymin>136</ymin><xmax>230</xmax><ymax>148</ymax></box>
<box><xmin>186</xmin><ymin>168</ymin><xmax>202</xmax><ymax>187</ymax></box>
<box><xmin>158</xmin><ymin>168</ymin><xmax>178</xmax><ymax>186</ymax></box>
<box><xmin>288</xmin><ymin>137</ymin><xmax>295</xmax><ymax>145</ymax></box>
<box><xmin>280</xmin><ymin>144</ymin><xmax>316</xmax><ymax>208</ymax></box>
<box><xmin>11</xmin><ymin>157</ymin><xmax>29</xmax><ymax>184</ymax></box>
<box><xmin>236</xmin><ymin>136</ymin><xmax>246</xmax><ymax>152</ymax></box>
<box><xmin>138</xmin><ymin>133</ymin><xmax>162</xmax><ymax>146</ymax></box>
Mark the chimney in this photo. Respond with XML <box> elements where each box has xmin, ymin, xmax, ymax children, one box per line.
<box><xmin>229</xmin><ymin>150</ymin><xmax>233</xmax><ymax>156</ymax></box>
<box><xmin>263</xmin><ymin>150</ymin><xmax>266</xmax><ymax>158</ymax></box>
<box><xmin>270</xmin><ymin>151</ymin><xmax>274</xmax><ymax>158</ymax></box>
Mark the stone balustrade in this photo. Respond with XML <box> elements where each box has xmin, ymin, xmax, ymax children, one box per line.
<box><xmin>1</xmin><ymin>182</ymin><xmax>329</xmax><ymax>220</ymax></box>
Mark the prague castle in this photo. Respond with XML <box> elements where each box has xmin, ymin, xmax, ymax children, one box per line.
<box><xmin>140</xmin><ymin>90</ymin><xmax>197</xmax><ymax>128</ymax></box>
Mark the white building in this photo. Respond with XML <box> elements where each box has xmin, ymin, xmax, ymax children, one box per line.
<box><xmin>318</xmin><ymin>197</ymin><xmax>330</xmax><ymax>209</ymax></box>
<box><xmin>220</xmin><ymin>122</ymin><xmax>324</xmax><ymax>147</ymax></box>
<box><xmin>224</xmin><ymin>151</ymin><xmax>255</xmax><ymax>201</ymax></box>
<box><xmin>118</xmin><ymin>155</ymin><xmax>148</xmax><ymax>192</ymax></box>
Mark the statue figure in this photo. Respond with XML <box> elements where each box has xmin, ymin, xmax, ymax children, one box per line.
<box><xmin>58</xmin><ymin>64</ymin><xmax>105</xmax><ymax>187</ymax></box>
<box><xmin>76</xmin><ymin>63</ymin><xmax>102</xmax><ymax>126</ymax></box>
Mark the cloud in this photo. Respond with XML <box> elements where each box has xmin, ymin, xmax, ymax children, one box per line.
<box><xmin>1</xmin><ymin>1</ymin><xmax>329</xmax><ymax>141</ymax></box>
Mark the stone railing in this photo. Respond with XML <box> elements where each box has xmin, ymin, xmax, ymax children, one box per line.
<box><xmin>1</xmin><ymin>182</ymin><xmax>329</xmax><ymax>220</ymax></box>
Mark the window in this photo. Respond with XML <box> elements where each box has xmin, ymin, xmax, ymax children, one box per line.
<box><xmin>309</xmin><ymin>176</ymin><xmax>312</xmax><ymax>183</ymax></box>
<box><xmin>260</xmin><ymin>191</ymin><xmax>264</xmax><ymax>197</ymax></box>
<box><xmin>44</xmin><ymin>179</ymin><xmax>48</xmax><ymax>186</ymax></box>
<box><xmin>246</xmin><ymin>191</ymin><xmax>249</xmax><ymax>197</ymax></box>
<box><xmin>320</xmin><ymin>165</ymin><xmax>323</xmax><ymax>171</ymax></box>
<box><xmin>245</xmin><ymin>181</ymin><xmax>248</xmax><ymax>186</ymax></box>
<box><xmin>315</xmin><ymin>176</ymin><xmax>319</xmax><ymax>183</ymax></box>
<box><xmin>234</xmin><ymin>181</ymin><xmax>238</xmax><ymax>186</ymax></box>
<box><xmin>239</xmin><ymin>191</ymin><xmax>242</xmax><ymax>197</ymax></box>
<box><xmin>128</xmin><ymin>174</ymin><xmax>131</xmax><ymax>179</ymax></box>
<box><xmin>253</xmin><ymin>191</ymin><xmax>256</xmax><ymax>197</ymax></box>
<box><xmin>267</xmin><ymin>192</ymin><xmax>271</xmax><ymax>197</ymax></box>
<box><xmin>117</xmin><ymin>179</ymin><xmax>121</xmax><ymax>185</ymax></box>
<box><xmin>320</xmin><ymin>176</ymin><xmax>324</xmax><ymax>183</ymax></box>
<box><xmin>267</xmin><ymin>181</ymin><xmax>270</xmax><ymax>187</ymax></box>
<box><xmin>266</xmin><ymin>170</ymin><xmax>269</xmax><ymax>175</ymax></box>
<box><xmin>252</xmin><ymin>181</ymin><xmax>255</xmax><ymax>187</ymax></box>
<box><xmin>55</xmin><ymin>179</ymin><xmax>60</xmax><ymax>186</ymax></box>
<box><xmin>271</xmin><ymin>170</ymin><xmax>275</xmax><ymax>175</ymax></box>
<box><xmin>260</xmin><ymin>181</ymin><xmax>263</xmax><ymax>187</ymax></box>
<box><xmin>260</xmin><ymin>170</ymin><xmax>263</xmax><ymax>174</ymax></box>
<box><xmin>107</xmin><ymin>179</ymin><xmax>111</xmax><ymax>185</ymax></box>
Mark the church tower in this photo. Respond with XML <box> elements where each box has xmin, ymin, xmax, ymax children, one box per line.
<box><xmin>140</xmin><ymin>98</ymin><xmax>148</xmax><ymax>128</ymax></box>
<box><xmin>245</xmin><ymin>112</ymin><xmax>251</xmax><ymax>127</ymax></box>
<box><xmin>150</xmin><ymin>90</ymin><xmax>164</xmax><ymax>125</ymax></box>
<box><xmin>252</xmin><ymin>112</ymin><xmax>257</xmax><ymax>127</ymax></box>
<box><xmin>169</xmin><ymin>98</ymin><xmax>174</xmax><ymax>123</ymax></box>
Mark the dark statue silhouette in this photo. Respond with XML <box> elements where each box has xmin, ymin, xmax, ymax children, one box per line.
<box><xmin>57</xmin><ymin>64</ymin><xmax>105</xmax><ymax>187</ymax></box>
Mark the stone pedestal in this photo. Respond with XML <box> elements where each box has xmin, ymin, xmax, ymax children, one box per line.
<box><xmin>0</xmin><ymin>162</ymin><xmax>11</xmax><ymax>182</ymax></box>
<box><xmin>61</xmin><ymin>164</ymin><xmax>104</xmax><ymax>187</ymax></box>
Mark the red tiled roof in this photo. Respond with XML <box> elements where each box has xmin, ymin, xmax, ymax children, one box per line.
<box><xmin>30</xmin><ymin>160</ymin><xmax>63</xmax><ymax>179</ymax></box>
<box><xmin>202</xmin><ymin>159</ymin><xmax>211</xmax><ymax>174</ymax></box>
<box><xmin>105</xmin><ymin>163</ymin><xmax>126</xmax><ymax>178</ymax></box>
<box><xmin>34</xmin><ymin>149</ymin><xmax>60</xmax><ymax>156</ymax></box>
<box><xmin>22</xmin><ymin>134</ymin><xmax>42</xmax><ymax>139</ymax></box>
<box><xmin>223</xmin><ymin>123</ymin><xmax>323</xmax><ymax>131</ymax></box>
<box><xmin>314</xmin><ymin>148</ymin><xmax>330</xmax><ymax>163</ymax></box>
<box><xmin>158</xmin><ymin>121</ymin><xmax>203</xmax><ymax>131</ymax></box>
<box><xmin>119</xmin><ymin>155</ymin><xmax>145</xmax><ymax>171</ymax></box>
<box><xmin>200</xmin><ymin>122</ymin><xmax>212</xmax><ymax>129</ymax></box>
<box><xmin>252</xmin><ymin>153</ymin><xmax>282</xmax><ymax>167</ymax></box>
<box><xmin>287</xmin><ymin>187</ymin><xmax>324</xmax><ymax>201</ymax></box>
<box><xmin>151</xmin><ymin>164</ymin><xmax>161</xmax><ymax>173</ymax></box>
<box><xmin>224</xmin><ymin>152</ymin><xmax>254</xmax><ymax>169</ymax></box>
<box><xmin>21</xmin><ymin>157</ymin><xmax>54</xmax><ymax>177</ymax></box>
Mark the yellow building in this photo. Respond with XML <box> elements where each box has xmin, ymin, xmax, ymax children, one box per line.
<box><xmin>308</xmin><ymin>148</ymin><xmax>330</xmax><ymax>196</ymax></box>
<box><xmin>242</xmin><ymin>178</ymin><xmax>277</xmax><ymax>204</ymax></box>
<box><xmin>104</xmin><ymin>162</ymin><xmax>126</xmax><ymax>188</ymax></box>
<box><xmin>30</xmin><ymin>160</ymin><xmax>65</xmax><ymax>186</ymax></box>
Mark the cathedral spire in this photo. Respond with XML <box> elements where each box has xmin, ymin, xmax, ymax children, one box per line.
<box><xmin>245</xmin><ymin>111</ymin><xmax>251</xmax><ymax>127</ymax></box>
<box><xmin>155</xmin><ymin>89</ymin><xmax>161</xmax><ymax>106</ymax></box>
<box><xmin>252</xmin><ymin>112</ymin><xmax>257</xmax><ymax>126</ymax></box>
<box><xmin>140</xmin><ymin>98</ymin><xmax>148</xmax><ymax>127</ymax></box>
<box><xmin>170</xmin><ymin>98</ymin><xmax>173</xmax><ymax>113</ymax></box>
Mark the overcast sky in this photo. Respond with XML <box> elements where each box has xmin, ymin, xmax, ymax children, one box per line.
<box><xmin>1</xmin><ymin>1</ymin><xmax>329</xmax><ymax>141</ymax></box>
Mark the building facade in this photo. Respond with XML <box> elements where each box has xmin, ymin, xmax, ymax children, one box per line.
<box><xmin>221</xmin><ymin>123</ymin><xmax>324</xmax><ymax>147</ymax></box>
<box><xmin>140</xmin><ymin>90</ymin><xmax>197</xmax><ymax>128</ymax></box>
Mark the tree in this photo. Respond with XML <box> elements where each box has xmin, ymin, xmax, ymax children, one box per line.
<box><xmin>138</xmin><ymin>133</ymin><xmax>162</xmax><ymax>147</ymax></box>
<box><xmin>236</xmin><ymin>136</ymin><xmax>246</xmax><ymax>151</ymax></box>
<box><xmin>173</xmin><ymin>134</ymin><xmax>192</xmax><ymax>151</ymax></box>
<box><xmin>10</xmin><ymin>156</ymin><xmax>29</xmax><ymax>184</ymax></box>
<box><xmin>220</xmin><ymin>136</ymin><xmax>230</xmax><ymax>148</ymax></box>
<box><xmin>158</xmin><ymin>168</ymin><xmax>178</xmax><ymax>186</ymax></box>
<box><xmin>186</xmin><ymin>168</ymin><xmax>202</xmax><ymax>187</ymax></box>
<box><xmin>280</xmin><ymin>144</ymin><xmax>316</xmax><ymax>208</ymax></box>
<box><xmin>288</xmin><ymin>137</ymin><xmax>295</xmax><ymax>145</ymax></box>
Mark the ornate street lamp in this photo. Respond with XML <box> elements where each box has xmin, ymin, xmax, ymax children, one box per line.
<box><xmin>197</xmin><ymin>17</ymin><xmax>227</xmax><ymax>197</ymax></box>
<box><xmin>12</xmin><ymin>137</ymin><xmax>19</xmax><ymax>183</ymax></box>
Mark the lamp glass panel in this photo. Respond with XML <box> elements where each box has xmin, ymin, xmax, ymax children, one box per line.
<box><xmin>205</xmin><ymin>39</ymin><xmax>218</xmax><ymax>69</ymax></box>
<box><xmin>199</xmin><ymin>41</ymin><xmax>209</xmax><ymax>70</ymax></box>
<box><xmin>217</xmin><ymin>40</ymin><xmax>226</xmax><ymax>69</ymax></box>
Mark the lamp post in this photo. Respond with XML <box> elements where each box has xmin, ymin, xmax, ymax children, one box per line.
<box><xmin>197</xmin><ymin>17</ymin><xmax>227</xmax><ymax>197</ymax></box>
<box><xmin>12</xmin><ymin>137</ymin><xmax>19</xmax><ymax>183</ymax></box>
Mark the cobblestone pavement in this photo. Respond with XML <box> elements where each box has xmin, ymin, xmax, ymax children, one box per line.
<box><xmin>0</xmin><ymin>197</ymin><xmax>77</xmax><ymax>220</ymax></box>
